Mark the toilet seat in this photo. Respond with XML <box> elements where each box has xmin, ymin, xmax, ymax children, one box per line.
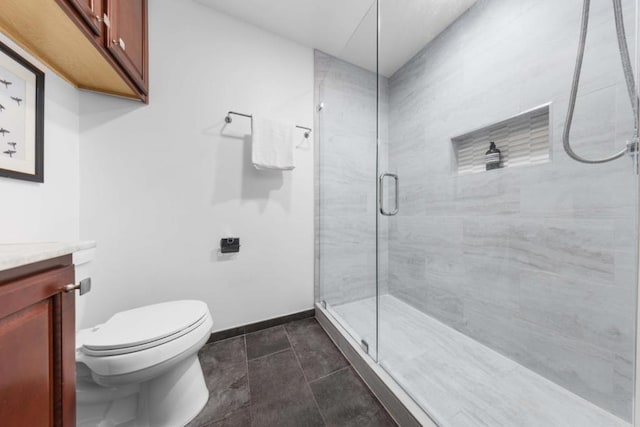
<box><xmin>77</xmin><ymin>300</ymin><xmax>213</xmax><ymax>380</ymax></box>
<box><xmin>81</xmin><ymin>314</ymin><xmax>209</xmax><ymax>356</ymax></box>
<box><xmin>81</xmin><ymin>300</ymin><xmax>209</xmax><ymax>356</ymax></box>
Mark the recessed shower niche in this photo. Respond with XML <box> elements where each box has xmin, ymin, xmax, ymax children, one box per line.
<box><xmin>452</xmin><ymin>104</ymin><xmax>551</xmax><ymax>174</ymax></box>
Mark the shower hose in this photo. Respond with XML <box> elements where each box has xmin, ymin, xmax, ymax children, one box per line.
<box><xmin>563</xmin><ymin>0</ymin><xmax>639</xmax><ymax>164</ymax></box>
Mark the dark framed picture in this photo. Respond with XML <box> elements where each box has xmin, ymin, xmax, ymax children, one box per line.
<box><xmin>0</xmin><ymin>41</ymin><xmax>44</xmax><ymax>183</ymax></box>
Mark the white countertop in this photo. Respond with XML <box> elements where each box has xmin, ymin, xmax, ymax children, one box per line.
<box><xmin>0</xmin><ymin>241</ymin><xmax>96</xmax><ymax>272</ymax></box>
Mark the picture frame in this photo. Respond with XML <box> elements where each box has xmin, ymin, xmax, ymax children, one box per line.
<box><xmin>0</xmin><ymin>40</ymin><xmax>45</xmax><ymax>183</ymax></box>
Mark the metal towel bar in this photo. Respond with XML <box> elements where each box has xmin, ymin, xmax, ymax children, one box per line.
<box><xmin>225</xmin><ymin>111</ymin><xmax>312</xmax><ymax>139</ymax></box>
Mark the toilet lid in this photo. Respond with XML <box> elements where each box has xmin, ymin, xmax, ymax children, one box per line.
<box><xmin>82</xmin><ymin>300</ymin><xmax>209</xmax><ymax>354</ymax></box>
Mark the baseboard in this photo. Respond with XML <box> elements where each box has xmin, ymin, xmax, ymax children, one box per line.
<box><xmin>207</xmin><ymin>308</ymin><xmax>315</xmax><ymax>343</ymax></box>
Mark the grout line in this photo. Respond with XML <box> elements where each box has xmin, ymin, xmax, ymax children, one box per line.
<box><xmin>247</xmin><ymin>347</ymin><xmax>291</xmax><ymax>362</ymax></box>
<box><xmin>284</xmin><ymin>323</ymin><xmax>328</xmax><ymax>426</ymax></box>
<box><xmin>243</xmin><ymin>334</ymin><xmax>253</xmax><ymax>426</ymax></box>
<box><xmin>210</xmin><ymin>333</ymin><xmax>246</xmax><ymax>345</ymax></box>
<box><xmin>283</xmin><ymin>324</ymin><xmax>309</xmax><ymax>383</ymax></box>
<box><xmin>245</xmin><ymin>323</ymin><xmax>282</xmax><ymax>336</ymax></box>
<box><xmin>307</xmin><ymin>365</ymin><xmax>351</xmax><ymax>385</ymax></box>
<box><xmin>316</xmin><ymin>309</ymin><xmax>401</xmax><ymax>426</ymax></box>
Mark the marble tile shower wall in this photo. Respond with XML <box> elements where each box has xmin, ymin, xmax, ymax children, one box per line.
<box><xmin>315</xmin><ymin>50</ymin><xmax>390</xmax><ymax>306</ymax></box>
<box><xmin>387</xmin><ymin>0</ymin><xmax>638</xmax><ymax>420</ymax></box>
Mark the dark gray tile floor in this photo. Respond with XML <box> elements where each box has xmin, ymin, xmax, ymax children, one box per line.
<box><xmin>187</xmin><ymin>318</ymin><xmax>397</xmax><ymax>427</ymax></box>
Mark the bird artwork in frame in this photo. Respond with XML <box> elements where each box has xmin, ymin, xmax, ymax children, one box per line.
<box><xmin>0</xmin><ymin>40</ymin><xmax>44</xmax><ymax>182</ymax></box>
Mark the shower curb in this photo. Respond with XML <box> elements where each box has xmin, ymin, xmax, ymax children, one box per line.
<box><xmin>315</xmin><ymin>304</ymin><xmax>438</xmax><ymax>427</ymax></box>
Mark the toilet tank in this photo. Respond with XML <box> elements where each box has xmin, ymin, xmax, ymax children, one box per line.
<box><xmin>74</xmin><ymin>246</ymin><xmax>96</xmax><ymax>331</ymax></box>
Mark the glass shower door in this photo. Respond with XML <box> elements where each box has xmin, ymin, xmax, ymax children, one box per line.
<box><xmin>377</xmin><ymin>0</ymin><xmax>639</xmax><ymax>425</ymax></box>
<box><xmin>317</xmin><ymin>0</ymin><xmax>380</xmax><ymax>360</ymax></box>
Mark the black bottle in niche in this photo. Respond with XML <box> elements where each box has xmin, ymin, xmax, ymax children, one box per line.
<box><xmin>485</xmin><ymin>141</ymin><xmax>501</xmax><ymax>170</ymax></box>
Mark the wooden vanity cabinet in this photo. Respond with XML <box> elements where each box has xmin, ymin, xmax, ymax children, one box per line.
<box><xmin>0</xmin><ymin>255</ymin><xmax>76</xmax><ymax>426</ymax></box>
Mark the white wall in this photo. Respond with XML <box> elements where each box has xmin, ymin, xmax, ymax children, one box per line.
<box><xmin>0</xmin><ymin>34</ymin><xmax>80</xmax><ymax>243</ymax></box>
<box><xmin>78</xmin><ymin>0</ymin><xmax>314</xmax><ymax>331</ymax></box>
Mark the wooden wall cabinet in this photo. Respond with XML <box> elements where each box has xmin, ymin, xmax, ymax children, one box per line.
<box><xmin>0</xmin><ymin>255</ymin><xmax>77</xmax><ymax>426</ymax></box>
<box><xmin>0</xmin><ymin>0</ymin><xmax>149</xmax><ymax>103</ymax></box>
<box><xmin>105</xmin><ymin>0</ymin><xmax>149</xmax><ymax>95</ymax></box>
<box><xmin>67</xmin><ymin>0</ymin><xmax>104</xmax><ymax>37</ymax></box>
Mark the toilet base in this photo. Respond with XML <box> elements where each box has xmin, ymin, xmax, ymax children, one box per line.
<box><xmin>145</xmin><ymin>354</ymin><xmax>208</xmax><ymax>427</ymax></box>
<box><xmin>77</xmin><ymin>354</ymin><xmax>209</xmax><ymax>427</ymax></box>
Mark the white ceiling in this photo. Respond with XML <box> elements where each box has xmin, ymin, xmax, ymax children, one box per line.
<box><xmin>195</xmin><ymin>0</ymin><xmax>476</xmax><ymax>77</ymax></box>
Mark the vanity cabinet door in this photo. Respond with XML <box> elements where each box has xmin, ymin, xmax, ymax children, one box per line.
<box><xmin>105</xmin><ymin>0</ymin><xmax>148</xmax><ymax>94</ymax></box>
<box><xmin>0</xmin><ymin>258</ymin><xmax>76</xmax><ymax>427</ymax></box>
<box><xmin>66</xmin><ymin>0</ymin><xmax>104</xmax><ymax>36</ymax></box>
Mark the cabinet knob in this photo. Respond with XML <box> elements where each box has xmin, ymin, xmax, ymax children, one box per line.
<box><xmin>113</xmin><ymin>38</ymin><xmax>126</xmax><ymax>51</ymax></box>
<box><xmin>63</xmin><ymin>278</ymin><xmax>91</xmax><ymax>296</ymax></box>
<box><xmin>63</xmin><ymin>283</ymin><xmax>80</xmax><ymax>292</ymax></box>
<box><xmin>95</xmin><ymin>14</ymin><xmax>103</xmax><ymax>24</ymax></box>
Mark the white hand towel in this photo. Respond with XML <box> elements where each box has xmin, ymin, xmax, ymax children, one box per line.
<box><xmin>251</xmin><ymin>116</ymin><xmax>295</xmax><ymax>170</ymax></box>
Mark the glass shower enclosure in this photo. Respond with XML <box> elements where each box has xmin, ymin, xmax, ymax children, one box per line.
<box><xmin>317</xmin><ymin>0</ymin><xmax>639</xmax><ymax>425</ymax></box>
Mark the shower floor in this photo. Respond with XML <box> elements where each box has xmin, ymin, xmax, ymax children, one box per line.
<box><xmin>329</xmin><ymin>295</ymin><xmax>630</xmax><ymax>427</ymax></box>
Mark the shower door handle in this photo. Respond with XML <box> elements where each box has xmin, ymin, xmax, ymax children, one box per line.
<box><xmin>379</xmin><ymin>173</ymin><xmax>399</xmax><ymax>216</ymax></box>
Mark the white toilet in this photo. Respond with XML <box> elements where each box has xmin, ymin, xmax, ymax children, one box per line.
<box><xmin>76</xmin><ymin>300</ymin><xmax>213</xmax><ymax>427</ymax></box>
